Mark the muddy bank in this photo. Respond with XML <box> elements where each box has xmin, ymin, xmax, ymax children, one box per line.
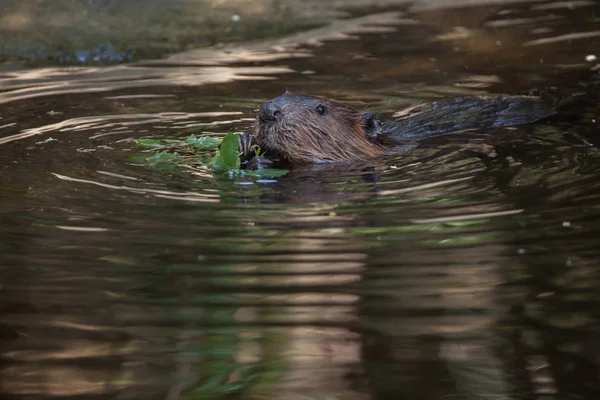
<box><xmin>0</xmin><ymin>0</ymin><xmax>556</xmax><ymax>64</ymax></box>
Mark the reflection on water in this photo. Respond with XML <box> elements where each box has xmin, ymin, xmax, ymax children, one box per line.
<box><xmin>2</xmin><ymin>1</ymin><xmax>600</xmax><ymax>399</ymax></box>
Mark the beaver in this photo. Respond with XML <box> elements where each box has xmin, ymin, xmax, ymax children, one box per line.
<box><xmin>239</xmin><ymin>91</ymin><xmax>568</xmax><ymax>167</ymax></box>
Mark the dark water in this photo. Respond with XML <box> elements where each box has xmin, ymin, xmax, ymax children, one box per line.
<box><xmin>2</xmin><ymin>1</ymin><xmax>600</xmax><ymax>399</ymax></box>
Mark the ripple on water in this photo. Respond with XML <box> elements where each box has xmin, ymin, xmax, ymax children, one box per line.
<box><xmin>2</xmin><ymin>2</ymin><xmax>600</xmax><ymax>399</ymax></box>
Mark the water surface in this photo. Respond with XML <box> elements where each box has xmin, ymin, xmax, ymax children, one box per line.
<box><xmin>1</xmin><ymin>1</ymin><xmax>600</xmax><ymax>399</ymax></box>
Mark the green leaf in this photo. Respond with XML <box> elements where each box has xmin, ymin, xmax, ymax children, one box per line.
<box><xmin>147</xmin><ymin>151</ymin><xmax>180</xmax><ymax>163</ymax></box>
<box><xmin>184</xmin><ymin>134</ymin><xmax>221</xmax><ymax>150</ymax></box>
<box><xmin>128</xmin><ymin>151</ymin><xmax>181</xmax><ymax>171</ymax></box>
<box><xmin>212</xmin><ymin>133</ymin><xmax>240</xmax><ymax>171</ymax></box>
<box><xmin>133</xmin><ymin>138</ymin><xmax>179</xmax><ymax>148</ymax></box>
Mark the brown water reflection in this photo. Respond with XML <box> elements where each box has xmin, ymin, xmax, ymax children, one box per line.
<box><xmin>2</xmin><ymin>1</ymin><xmax>600</xmax><ymax>399</ymax></box>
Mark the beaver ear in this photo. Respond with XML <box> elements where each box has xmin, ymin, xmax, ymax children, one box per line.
<box><xmin>360</xmin><ymin>112</ymin><xmax>383</xmax><ymax>141</ymax></box>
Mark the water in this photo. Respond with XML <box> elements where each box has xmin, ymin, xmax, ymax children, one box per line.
<box><xmin>2</xmin><ymin>1</ymin><xmax>600</xmax><ymax>399</ymax></box>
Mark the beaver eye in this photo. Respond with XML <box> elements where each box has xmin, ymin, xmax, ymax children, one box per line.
<box><xmin>315</xmin><ymin>104</ymin><xmax>327</xmax><ymax>116</ymax></box>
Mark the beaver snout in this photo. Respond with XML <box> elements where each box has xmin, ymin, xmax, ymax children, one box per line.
<box><xmin>259</xmin><ymin>101</ymin><xmax>282</xmax><ymax>122</ymax></box>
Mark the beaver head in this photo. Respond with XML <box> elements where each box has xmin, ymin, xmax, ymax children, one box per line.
<box><xmin>254</xmin><ymin>93</ymin><xmax>384</xmax><ymax>164</ymax></box>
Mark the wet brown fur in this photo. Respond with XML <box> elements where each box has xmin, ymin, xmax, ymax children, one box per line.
<box><xmin>254</xmin><ymin>93</ymin><xmax>383</xmax><ymax>164</ymax></box>
<box><xmin>252</xmin><ymin>90</ymin><xmax>564</xmax><ymax>165</ymax></box>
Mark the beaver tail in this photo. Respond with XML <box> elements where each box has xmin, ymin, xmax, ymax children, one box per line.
<box><xmin>381</xmin><ymin>89</ymin><xmax>575</xmax><ymax>142</ymax></box>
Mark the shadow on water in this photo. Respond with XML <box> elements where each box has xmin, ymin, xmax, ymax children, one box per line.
<box><xmin>1</xmin><ymin>1</ymin><xmax>600</xmax><ymax>399</ymax></box>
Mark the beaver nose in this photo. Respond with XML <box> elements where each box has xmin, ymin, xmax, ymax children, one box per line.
<box><xmin>259</xmin><ymin>102</ymin><xmax>282</xmax><ymax>121</ymax></box>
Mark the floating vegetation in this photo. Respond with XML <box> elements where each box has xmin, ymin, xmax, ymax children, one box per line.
<box><xmin>131</xmin><ymin>133</ymin><xmax>288</xmax><ymax>178</ymax></box>
<box><xmin>212</xmin><ymin>133</ymin><xmax>240</xmax><ymax>171</ymax></box>
<box><xmin>134</xmin><ymin>134</ymin><xmax>221</xmax><ymax>152</ymax></box>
